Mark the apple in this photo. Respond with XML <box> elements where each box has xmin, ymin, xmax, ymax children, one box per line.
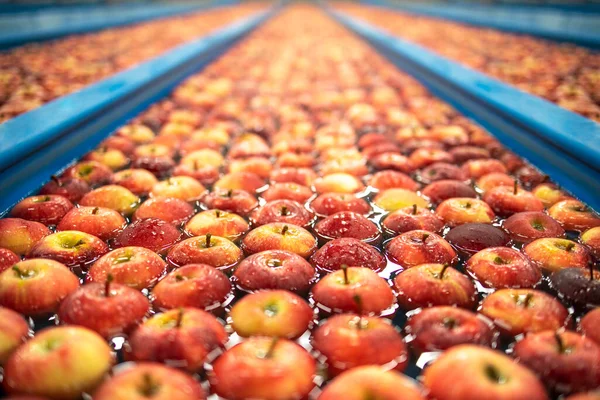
<box><xmin>112</xmin><ymin>218</ymin><xmax>182</xmax><ymax>254</ymax></box>
<box><xmin>436</xmin><ymin>197</ymin><xmax>496</xmax><ymax>226</ymax></box>
<box><xmin>445</xmin><ymin>223</ymin><xmax>510</xmax><ymax>256</ymax></box>
<box><xmin>101</xmin><ymin>135</ymin><xmax>135</xmax><ymax>155</ymax></box>
<box><xmin>130</xmin><ymin>156</ymin><xmax>175</xmax><ymax>179</ymax></box>
<box><xmin>63</xmin><ymin>161</ymin><xmax>112</xmax><ymax>185</ymax></box>
<box><xmin>151</xmin><ymin>264</ymin><xmax>232</xmax><ymax>311</ymax></box>
<box><xmin>242</xmin><ymin>223</ymin><xmax>317</xmax><ymax>258</ymax></box>
<box><xmin>84</xmin><ymin>148</ymin><xmax>129</xmax><ymax>171</ymax></box>
<box><xmin>202</xmin><ymin>188</ymin><xmax>258</xmax><ymax>216</ymax></box>
<box><xmin>117</xmin><ymin>124</ymin><xmax>155</xmax><ymax>143</ymax></box>
<box><xmin>580</xmin><ymin>308</ymin><xmax>600</xmax><ymax>346</ymax></box>
<box><xmin>270</xmin><ymin>167</ymin><xmax>317</xmax><ymax>187</ymax></box>
<box><xmin>409</xmin><ymin>148</ymin><xmax>453</xmax><ymax>169</ymax></box>
<box><xmin>132</xmin><ymin>144</ymin><xmax>174</xmax><ymax>160</ymax></box>
<box><xmin>232</xmin><ymin>250</ymin><xmax>316</xmax><ymax>294</ymax></box>
<box><xmin>39</xmin><ymin>175</ymin><xmax>90</xmax><ymax>203</ymax></box>
<box><xmin>57</xmin><ymin>206</ymin><xmax>126</xmax><ymax>241</ymax></box>
<box><xmin>172</xmin><ymin>161</ymin><xmax>219</xmax><ymax>185</ymax></box>
<box><xmin>0</xmin><ymin>248</ymin><xmax>20</xmax><ymax>273</ymax></box>
<box><xmin>312</xmin><ymin>312</ymin><xmax>408</xmax><ymax>376</ymax></box>
<box><xmin>311</xmin><ymin>266</ymin><xmax>395</xmax><ymax>316</ymax></box>
<box><xmin>126</xmin><ymin>307</ymin><xmax>227</xmax><ymax>372</ymax></box>
<box><xmin>28</xmin><ymin>230</ymin><xmax>108</xmax><ymax>269</ymax></box>
<box><xmin>532</xmin><ymin>183</ymin><xmax>571</xmax><ymax>208</ymax></box>
<box><xmin>10</xmin><ymin>195</ymin><xmax>73</xmax><ymax>226</ymax></box>
<box><xmin>318</xmin><ymin>365</ymin><xmax>425</xmax><ymax>400</ymax></box>
<box><xmin>461</xmin><ymin>159</ymin><xmax>508</xmax><ymax>178</ymax></box>
<box><xmin>480</xmin><ymin>289</ymin><xmax>569</xmax><ymax>336</ymax></box>
<box><xmin>184</xmin><ymin>209</ymin><xmax>248</xmax><ymax>240</ymax></box>
<box><xmin>393</xmin><ymin>263</ymin><xmax>477</xmax><ymax>310</ymax></box>
<box><xmin>476</xmin><ymin>172</ymin><xmax>515</xmax><ymax>194</ymax></box>
<box><xmin>564</xmin><ymin>391</ymin><xmax>600</xmax><ymax>400</ymax></box>
<box><xmin>3</xmin><ymin>326</ymin><xmax>113</xmax><ymax>399</ymax></box>
<box><xmin>503</xmin><ymin>211</ymin><xmax>565</xmax><ymax>243</ymax></box>
<box><xmin>515</xmin><ymin>165</ymin><xmax>548</xmax><ymax>188</ymax></box>
<box><xmin>0</xmin><ymin>218</ymin><xmax>50</xmax><ymax>256</ymax></box>
<box><xmin>549</xmin><ymin>199</ymin><xmax>600</xmax><ymax>232</ymax></box>
<box><xmin>261</xmin><ymin>182</ymin><xmax>313</xmax><ymax>203</ymax></box>
<box><xmin>419</xmin><ymin>162</ymin><xmax>468</xmax><ymax>184</ymax></box>
<box><xmin>111</xmin><ymin>168</ymin><xmax>158</xmax><ymax>196</ymax></box>
<box><xmin>87</xmin><ymin>246</ymin><xmax>167</xmax><ymax>290</ymax></box>
<box><xmin>229</xmin><ymin>156</ymin><xmax>273</xmax><ymax>178</ymax></box>
<box><xmin>513</xmin><ymin>331</ymin><xmax>600</xmax><ymax>394</ymax></box>
<box><xmin>422</xmin><ymin>345</ymin><xmax>548</xmax><ymax>400</ymax></box>
<box><xmin>370</xmin><ymin>152</ymin><xmax>415</xmax><ymax>173</ymax></box>
<box><xmin>314</xmin><ymin>211</ymin><xmax>381</xmax><ymax>244</ymax></box>
<box><xmin>550</xmin><ymin>267</ymin><xmax>600</xmax><ymax>309</ymax></box>
<box><xmin>310</xmin><ymin>192</ymin><xmax>370</xmax><ymax>217</ymax></box>
<box><xmin>209</xmin><ymin>337</ymin><xmax>316</xmax><ymax>400</ymax></box>
<box><xmin>367</xmin><ymin>170</ymin><xmax>418</xmax><ymax>192</ymax></box>
<box><xmin>58</xmin><ymin>277</ymin><xmax>149</xmax><ymax>338</ymax></box>
<box><xmin>386</xmin><ymin>230</ymin><xmax>457</xmax><ymax>269</ymax></box>
<box><xmin>582</xmin><ymin>226</ymin><xmax>600</xmax><ymax>259</ymax></box>
<box><xmin>523</xmin><ymin>238</ymin><xmax>591</xmax><ymax>273</ymax></box>
<box><xmin>251</xmin><ymin>200</ymin><xmax>314</xmax><ymax>228</ymax></box>
<box><xmin>0</xmin><ymin>307</ymin><xmax>29</xmax><ymax>365</ymax></box>
<box><xmin>167</xmin><ymin>234</ymin><xmax>242</xmax><ymax>271</ymax></box>
<box><xmin>421</xmin><ymin>179</ymin><xmax>477</xmax><ymax>205</ymax></box>
<box><xmin>483</xmin><ymin>185</ymin><xmax>545</xmax><ymax>217</ymax></box>
<box><xmin>213</xmin><ymin>171</ymin><xmax>266</xmax><ymax>194</ymax></box>
<box><xmin>313</xmin><ymin>172</ymin><xmax>365</xmax><ymax>194</ymax></box>
<box><xmin>133</xmin><ymin>197</ymin><xmax>195</xmax><ymax>226</ymax></box>
<box><xmin>466</xmin><ymin>247</ymin><xmax>542</xmax><ymax>289</ymax></box>
<box><xmin>383</xmin><ymin>204</ymin><xmax>444</xmax><ymax>234</ymax></box>
<box><xmin>150</xmin><ymin>176</ymin><xmax>206</xmax><ymax>202</ymax></box>
<box><xmin>230</xmin><ymin>289</ymin><xmax>313</xmax><ymax>339</ymax></box>
<box><xmin>450</xmin><ymin>145</ymin><xmax>490</xmax><ymax>163</ymax></box>
<box><xmin>373</xmin><ymin>188</ymin><xmax>428</xmax><ymax>212</ymax></box>
<box><xmin>92</xmin><ymin>362</ymin><xmax>207</xmax><ymax>400</ymax></box>
<box><xmin>80</xmin><ymin>185</ymin><xmax>140</xmax><ymax>216</ymax></box>
<box><xmin>405</xmin><ymin>306</ymin><xmax>496</xmax><ymax>353</ymax></box>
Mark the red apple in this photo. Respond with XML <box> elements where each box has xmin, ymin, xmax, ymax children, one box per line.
<box><xmin>367</xmin><ymin>170</ymin><xmax>418</xmax><ymax>192</ymax></box>
<box><xmin>549</xmin><ymin>200</ymin><xmax>600</xmax><ymax>232</ymax></box>
<box><xmin>39</xmin><ymin>176</ymin><xmax>90</xmax><ymax>203</ymax></box>
<box><xmin>386</xmin><ymin>230</ymin><xmax>457</xmax><ymax>269</ymax></box>
<box><xmin>57</xmin><ymin>206</ymin><xmax>126</xmax><ymax>241</ymax></box>
<box><xmin>503</xmin><ymin>211</ymin><xmax>565</xmax><ymax>243</ymax></box>
<box><xmin>314</xmin><ymin>211</ymin><xmax>381</xmax><ymax>244</ymax></box>
<box><xmin>0</xmin><ymin>248</ymin><xmax>20</xmax><ymax>273</ymax></box>
<box><xmin>580</xmin><ymin>308</ymin><xmax>600</xmax><ymax>346</ymax></box>
<box><xmin>202</xmin><ymin>189</ymin><xmax>258</xmax><ymax>216</ymax></box>
<box><xmin>28</xmin><ymin>230</ymin><xmax>108</xmax><ymax>269</ymax></box>
<box><xmin>311</xmin><ymin>237</ymin><xmax>386</xmax><ymax>273</ymax></box>
<box><xmin>111</xmin><ymin>168</ymin><xmax>158</xmax><ymax>196</ymax></box>
<box><xmin>466</xmin><ymin>247</ymin><xmax>542</xmax><ymax>289</ymax></box>
<box><xmin>310</xmin><ymin>192</ymin><xmax>370</xmax><ymax>217</ymax></box>
<box><xmin>483</xmin><ymin>185</ymin><xmax>545</xmax><ymax>217</ymax></box>
<box><xmin>251</xmin><ymin>200</ymin><xmax>314</xmax><ymax>227</ymax></box>
<box><xmin>133</xmin><ymin>197</ymin><xmax>194</xmax><ymax>226</ymax></box>
<box><xmin>261</xmin><ymin>182</ymin><xmax>313</xmax><ymax>203</ymax></box>
<box><xmin>184</xmin><ymin>209</ymin><xmax>249</xmax><ymax>240</ymax></box>
<box><xmin>242</xmin><ymin>223</ymin><xmax>317</xmax><ymax>258</ymax></box>
<box><xmin>10</xmin><ymin>195</ymin><xmax>73</xmax><ymax>226</ymax></box>
<box><xmin>63</xmin><ymin>161</ymin><xmax>112</xmax><ymax>185</ymax></box>
<box><xmin>581</xmin><ymin>227</ymin><xmax>600</xmax><ymax>259</ymax></box>
<box><xmin>445</xmin><ymin>223</ymin><xmax>510</xmax><ymax>256</ymax></box>
<box><xmin>167</xmin><ymin>234</ymin><xmax>242</xmax><ymax>271</ymax></box>
<box><xmin>383</xmin><ymin>204</ymin><xmax>444</xmax><ymax>234</ymax></box>
<box><xmin>0</xmin><ymin>218</ymin><xmax>50</xmax><ymax>256</ymax></box>
<box><xmin>0</xmin><ymin>307</ymin><xmax>29</xmax><ymax>365</ymax></box>
<box><xmin>113</xmin><ymin>218</ymin><xmax>182</xmax><ymax>254</ymax></box>
<box><xmin>523</xmin><ymin>238</ymin><xmax>591</xmax><ymax>273</ymax></box>
<box><xmin>421</xmin><ymin>179</ymin><xmax>477</xmax><ymax>205</ymax></box>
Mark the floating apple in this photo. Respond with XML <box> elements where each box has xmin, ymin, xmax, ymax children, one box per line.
<box><xmin>57</xmin><ymin>206</ymin><xmax>126</xmax><ymax>241</ymax></box>
<box><xmin>167</xmin><ymin>234</ymin><xmax>242</xmax><ymax>271</ymax></box>
<box><xmin>580</xmin><ymin>308</ymin><xmax>600</xmax><ymax>346</ymax></box>
<box><xmin>386</xmin><ymin>230</ymin><xmax>457</xmax><ymax>269</ymax></box>
<box><xmin>251</xmin><ymin>200</ymin><xmax>314</xmax><ymax>227</ymax></box>
<box><xmin>445</xmin><ymin>223</ymin><xmax>510</xmax><ymax>256</ymax></box>
<box><xmin>314</xmin><ymin>211</ymin><xmax>381</xmax><ymax>244</ymax></box>
<box><xmin>549</xmin><ymin>267</ymin><xmax>600</xmax><ymax>309</ymax></box>
<box><xmin>466</xmin><ymin>247</ymin><xmax>542</xmax><ymax>289</ymax></box>
<box><xmin>0</xmin><ymin>248</ymin><xmax>20</xmax><ymax>273</ymax></box>
<box><xmin>242</xmin><ymin>223</ymin><xmax>317</xmax><ymax>258</ymax></box>
<box><xmin>549</xmin><ymin>199</ymin><xmax>600</xmax><ymax>232</ymax></box>
<box><xmin>28</xmin><ymin>230</ymin><xmax>108</xmax><ymax>269</ymax></box>
<box><xmin>373</xmin><ymin>188</ymin><xmax>428</xmax><ymax>212</ymax></box>
<box><xmin>113</xmin><ymin>218</ymin><xmax>182</xmax><ymax>254</ymax></box>
<box><xmin>39</xmin><ymin>175</ymin><xmax>90</xmax><ymax>203</ymax></box>
<box><xmin>111</xmin><ymin>168</ymin><xmax>158</xmax><ymax>196</ymax></box>
<box><xmin>261</xmin><ymin>182</ymin><xmax>313</xmax><ymax>203</ymax></box>
<box><xmin>10</xmin><ymin>195</ymin><xmax>73</xmax><ymax>226</ymax></box>
<box><xmin>0</xmin><ymin>218</ymin><xmax>50</xmax><ymax>256</ymax></box>
<box><xmin>523</xmin><ymin>238</ymin><xmax>591</xmax><ymax>273</ymax></box>
<box><xmin>0</xmin><ymin>307</ymin><xmax>29</xmax><ymax>365</ymax></box>
<box><xmin>436</xmin><ymin>197</ymin><xmax>495</xmax><ymax>226</ymax></box>
<box><xmin>202</xmin><ymin>188</ymin><xmax>258</xmax><ymax>216</ymax></box>
<box><xmin>80</xmin><ymin>185</ymin><xmax>140</xmax><ymax>216</ymax></box>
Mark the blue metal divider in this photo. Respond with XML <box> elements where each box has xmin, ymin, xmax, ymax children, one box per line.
<box><xmin>328</xmin><ymin>9</ymin><xmax>600</xmax><ymax>211</ymax></box>
<box><xmin>0</xmin><ymin>9</ymin><xmax>275</xmax><ymax>216</ymax></box>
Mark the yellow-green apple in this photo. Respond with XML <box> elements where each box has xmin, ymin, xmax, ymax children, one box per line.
<box><xmin>80</xmin><ymin>185</ymin><xmax>140</xmax><ymax>216</ymax></box>
<box><xmin>0</xmin><ymin>218</ymin><xmax>50</xmax><ymax>256</ymax></box>
<box><xmin>523</xmin><ymin>238</ymin><xmax>591</xmax><ymax>273</ymax></box>
<box><xmin>84</xmin><ymin>148</ymin><xmax>129</xmax><ymax>171</ymax></box>
<box><xmin>313</xmin><ymin>173</ymin><xmax>364</xmax><ymax>194</ymax></box>
<box><xmin>28</xmin><ymin>230</ymin><xmax>108</xmax><ymax>269</ymax></box>
<box><xmin>373</xmin><ymin>188</ymin><xmax>428</xmax><ymax>212</ymax></box>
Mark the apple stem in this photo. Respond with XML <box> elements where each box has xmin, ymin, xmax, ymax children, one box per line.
<box><xmin>353</xmin><ymin>294</ymin><xmax>363</xmax><ymax>316</ymax></box>
<box><xmin>12</xmin><ymin>266</ymin><xmax>29</xmax><ymax>279</ymax></box>
<box><xmin>422</xmin><ymin>233</ymin><xmax>429</xmax><ymax>242</ymax></box>
<box><xmin>50</xmin><ymin>175</ymin><xmax>63</xmax><ymax>187</ymax></box>
<box><xmin>140</xmin><ymin>373</ymin><xmax>160</xmax><ymax>397</ymax></box>
<box><xmin>590</xmin><ymin>264</ymin><xmax>595</xmax><ymax>282</ymax></box>
<box><xmin>565</xmin><ymin>243</ymin><xmax>575</xmax><ymax>252</ymax></box>
<box><xmin>341</xmin><ymin>264</ymin><xmax>349</xmax><ymax>284</ymax></box>
<box><xmin>513</xmin><ymin>180</ymin><xmax>518</xmax><ymax>195</ymax></box>
<box><xmin>439</xmin><ymin>263</ymin><xmax>450</xmax><ymax>279</ymax></box>
<box><xmin>194</xmin><ymin>160</ymin><xmax>200</xmax><ymax>171</ymax></box>
<box><xmin>412</xmin><ymin>204</ymin><xmax>417</xmax><ymax>215</ymax></box>
<box><xmin>175</xmin><ymin>308</ymin><xmax>184</xmax><ymax>329</ymax></box>
<box><xmin>265</xmin><ymin>337</ymin><xmax>278</xmax><ymax>359</ymax></box>
<box><xmin>281</xmin><ymin>225</ymin><xmax>289</xmax><ymax>235</ymax></box>
<box><xmin>555</xmin><ymin>332</ymin><xmax>565</xmax><ymax>353</ymax></box>
<box><xmin>175</xmin><ymin>274</ymin><xmax>185</xmax><ymax>282</ymax></box>
<box><xmin>206</xmin><ymin>233</ymin><xmax>212</xmax><ymax>248</ymax></box>
<box><xmin>215</xmin><ymin>210</ymin><xmax>221</xmax><ymax>218</ymax></box>
<box><xmin>523</xmin><ymin>293</ymin><xmax>534</xmax><ymax>307</ymax></box>
<box><xmin>105</xmin><ymin>274</ymin><xmax>114</xmax><ymax>297</ymax></box>
<box><xmin>92</xmin><ymin>207</ymin><xmax>99</xmax><ymax>215</ymax></box>
<box><xmin>227</xmin><ymin>189</ymin><xmax>233</xmax><ymax>197</ymax></box>
<box><xmin>281</xmin><ymin>206</ymin><xmax>289</xmax><ymax>216</ymax></box>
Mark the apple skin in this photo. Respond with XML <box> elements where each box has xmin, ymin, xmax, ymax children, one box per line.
<box><xmin>58</xmin><ymin>282</ymin><xmax>150</xmax><ymax>338</ymax></box>
<box><xmin>436</xmin><ymin>197</ymin><xmax>496</xmax><ymax>226</ymax></box>
<box><xmin>232</xmin><ymin>250</ymin><xmax>316</xmax><ymax>294</ymax></box>
<box><xmin>209</xmin><ymin>337</ymin><xmax>316</xmax><ymax>400</ymax></box>
<box><xmin>523</xmin><ymin>238</ymin><xmax>591</xmax><ymax>273</ymax></box>
<box><xmin>126</xmin><ymin>307</ymin><xmax>227</xmax><ymax>372</ymax></box>
<box><xmin>230</xmin><ymin>290</ymin><xmax>314</xmax><ymax>339</ymax></box>
<box><xmin>0</xmin><ymin>307</ymin><xmax>29</xmax><ymax>365</ymax></box>
<box><xmin>213</xmin><ymin>171</ymin><xmax>266</xmax><ymax>194</ymax></box>
<box><xmin>151</xmin><ymin>264</ymin><xmax>232</xmax><ymax>311</ymax></box>
<box><xmin>92</xmin><ymin>362</ymin><xmax>207</xmax><ymax>400</ymax></box>
<box><xmin>483</xmin><ymin>186</ymin><xmax>545</xmax><ymax>217</ymax></box>
<box><xmin>419</xmin><ymin>162</ymin><xmax>468</xmax><ymax>184</ymax></box>
<box><xmin>184</xmin><ymin>209</ymin><xmax>249</xmax><ymax>240</ymax></box>
<box><xmin>311</xmin><ymin>267</ymin><xmax>395</xmax><ymax>316</ymax></box>
<box><xmin>0</xmin><ymin>218</ymin><xmax>50</xmax><ymax>256</ymax></box>
<box><xmin>476</xmin><ymin>172</ymin><xmax>514</xmax><ymax>193</ymax></box>
<box><xmin>549</xmin><ymin>200</ymin><xmax>600</xmax><ymax>232</ymax></box>
<box><xmin>242</xmin><ymin>222</ymin><xmax>317</xmax><ymax>258</ymax></box>
<box><xmin>383</xmin><ymin>205</ymin><xmax>444</xmax><ymax>234</ymax></box>
<box><xmin>310</xmin><ymin>193</ymin><xmax>371</xmax><ymax>217</ymax></box>
<box><xmin>39</xmin><ymin>176</ymin><xmax>90</xmax><ymax>203</ymax></box>
<box><xmin>314</xmin><ymin>211</ymin><xmax>381</xmax><ymax>244</ymax></box>
<box><xmin>113</xmin><ymin>218</ymin><xmax>182</xmax><ymax>254</ymax></box>
<box><xmin>0</xmin><ymin>259</ymin><xmax>79</xmax><ymax>316</ymax></box>
<box><xmin>314</xmin><ymin>173</ymin><xmax>365</xmax><ymax>194</ymax></box>
<box><xmin>581</xmin><ymin>227</ymin><xmax>600</xmax><ymax>259</ymax></box>
<box><xmin>580</xmin><ymin>308</ymin><xmax>600</xmax><ymax>346</ymax></box>
<box><xmin>87</xmin><ymin>246</ymin><xmax>167</xmax><ymax>290</ymax></box>
<box><xmin>0</xmin><ymin>248</ymin><xmax>20</xmax><ymax>273</ymax></box>
<box><xmin>550</xmin><ymin>268</ymin><xmax>600</xmax><ymax>309</ymax></box>
<box><xmin>63</xmin><ymin>161</ymin><xmax>112</xmax><ymax>185</ymax></box>
<box><xmin>3</xmin><ymin>326</ymin><xmax>113</xmax><ymax>400</ymax></box>
<box><xmin>513</xmin><ymin>331</ymin><xmax>600</xmax><ymax>395</ymax></box>
<box><xmin>167</xmin><ymin>235</ymin><xmax>242</xmax><ymax>271</ymax></box>
<box><xmin>10</xmin><ymin>195</ymin><xmax>73</xmax><ymax>226</ymax></box>
<box><xmin>386</xmin><ymin>230</ymin><xmax>457</xmax><ymax>269</ymax></box>
<box><xmin>80</xmin><ymin>185</ymin><xmax>140</xmax><ymax>216</ymax></box>
<box><xmin>311</xmin><ymin>237</ymin><xmax>386</xmax><ymax>273</ymax></box>
<box><xmin>421</xmin><ymin>179</ymin><xmax>477</xmax><ymax>205</ymax></box>
<box><xmin>461</xmin><ymin>159</ymin><xmax>508</xmax><ymax>179</ymax></box>
<box><xmin>202</xmin><ymin>188</ymin><xmax>259</xmax><ymax>216</ymax></box>
<box><xmin>57</xmin><ymin>206</ymin><xmax>126</xmax><ymax>241</ymax></box>
<box><xmin>405</xmin><ymin>306</ymin><xmax>497</xmax><ymax>353</ymax></box>
<box><xmin>28</xmin><ymin>230</ymin><xmax>109</xmax><ymax>269</ymax></box>
<box><xmin>564</xmin><ymin>391</ymin><xmax>600</xmax><ymax>400</ymax></box>
<box><xmin>318</xmin><ymin>365</ymin><xmax>425</xmax><ymax>400</ymax></box>
<box><xmin>466</xmin><ymin>247</ymin><xmax>542</xmax><ymax>289</ymax></box>
<box><xmin>422</xmin><ymin>345</ymin><xmax>548</xmax><ymax>400</ymax></box>
<box><xmin>393</xmin><ymin>263</ymin><xmax>477</xmax><ymax>310</ymax></box>
<box><xmin>270</xmin><ymin>167</ymin><xmax>317</xmax><ymax>187</ymax></box>
<box><xmin>111</xmin><ymin>168</ymin><xmax>158</xmax><ymax>196</ymax></box>
<box><xmin>251</xmin><ymin>200</ymin><xmax>314</xmax><ymax>228</ymax></box>
<box><xmin>446</xmin><ymin>223</ymin><xmax>510</xmax><ymax>256</ymax></box>
<box><xmin>532</xmin><ymin>183</ymin><xmax>571</xmax><ymax>208</ymax></box>
<box><xmin>480</xmin><ymin>289</ymin><xmax>570</xmax><ymax>336</ymax></box>
<box><xmin>131</xmin><ymin>156</ymin><xmax>175</xmax><ymax>179</ymax></box>
<box><xmin>409</xmin><ymin>148</ymin><xmax>453</xmax><ymax>170</ymax></box>
<box><xmin>312</xmin><ymin>313</ymin><xmax>408</xmax><ymax>377</ymax></box>
<box><xmin>133</xmin><ymin>197</ymin><xmax>195</xmax><ymax>226</ymax></box>
<box><xmin>503</xmin><ymin>211</ymin><xmax>565</xmax><ymax>243</ymax></box>
<box><xmin>367</xmin><ymin>170</ymin><xmax>418</xmax><ymax>192</ymax></box>
<box><xmin>373</xmin><ymin>188</ymin><xmax>429</xmax><ymax>212</ymax></box>
<box><xmin>261</xmin><ymin>182</ymin><xmax>313</xmax><ymax>203</ymax></box>
<box><xmin>150</xmin><ymin>176</ymin><xmax>206</xmax><ymax>202</ymax></box>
